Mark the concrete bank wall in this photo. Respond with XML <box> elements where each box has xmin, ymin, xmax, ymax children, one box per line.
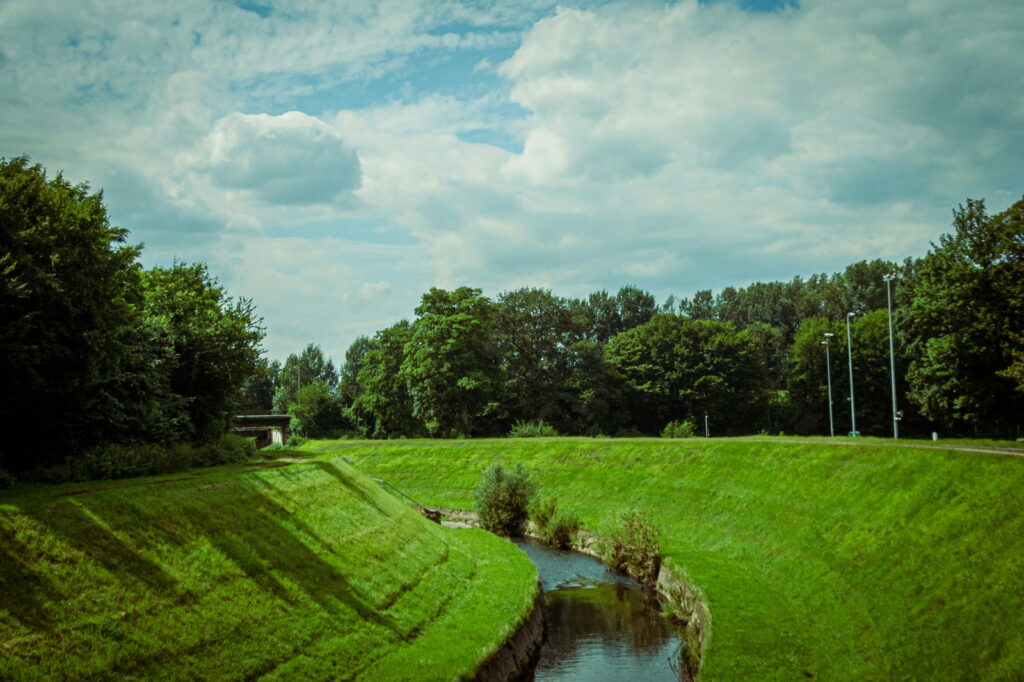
<box><xmin>471</xmin><ymin>584</ymin><xmax>545</xmax><ymax>681</ymax></box>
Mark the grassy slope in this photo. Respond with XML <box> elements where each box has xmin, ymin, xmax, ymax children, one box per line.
<box><xmin>0</xmin><ymin>456</ymin><xmax>537</xmax><ymax>681</ymax></box>
<box><xmin>306</xmin><ymin>438</ymin><xmax>1024</xmax><ymax>680</ymax></box>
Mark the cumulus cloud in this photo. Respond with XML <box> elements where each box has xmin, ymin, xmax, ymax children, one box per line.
<box><xmin>2</xmin><ymin>0</ymin><xmax>1021</xmax><ymax>362</ymax></box>
<box><xmin>200</xmin><ymin>111</ymin><xmax>361</xmax><ymax>206</ymax></box>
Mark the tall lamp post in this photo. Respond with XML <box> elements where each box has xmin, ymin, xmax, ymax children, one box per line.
<box><xmin>822</xmin><ymin>333</ymin><xmax>835</xmax><ymax>437</ymax></box>
<box><xmin>884</xmin><ymin>273</ymin><xmax>899</xmax><ymax>439</ymax></box>
<box><xmin>846</xmin><ymin>312</ymin><xmax>858</xmax><ymax>436</ymax></box>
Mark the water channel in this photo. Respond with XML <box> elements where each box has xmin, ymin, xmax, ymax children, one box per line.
<box><xmin>512</xmin><ymin>538</ymin><xmax>685</xmax><ymax>681</ymax></box>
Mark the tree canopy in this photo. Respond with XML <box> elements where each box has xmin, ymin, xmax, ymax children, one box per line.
<box><xmin>0</xmin><ymin>158</ymin><xmax>265</xmax><ymax>474</ymax></box>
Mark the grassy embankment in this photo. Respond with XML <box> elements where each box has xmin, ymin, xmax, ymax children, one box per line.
<box><xmin>304</xmin><ymin>437</ymin><xmax>1024</xmax><ymax>680</ymax></box>
<box><xmin>0</xmin><ymin>454</ymin><xmax>537</xmax><ymax>680</ymax></box>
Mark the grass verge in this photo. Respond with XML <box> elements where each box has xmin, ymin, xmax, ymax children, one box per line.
<box><xmin>305</xmin><ymin>437</ymin><xmax>1024</xmax><ymax>680</ymax></box>
<box><xmin>0</xmin><ymin>455</ymin><xmax>537</xmax><ymax>680</ymax></box>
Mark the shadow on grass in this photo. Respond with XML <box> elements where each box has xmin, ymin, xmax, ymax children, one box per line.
<box><xmin>0</xmin><ymin>525</ymin><xmax>62</xmax><ymax>630</ymax></box>
<box><xmin>1</xmin><ymin>461</ymin><xmax>404</xmax><ymax>638</ymax></box>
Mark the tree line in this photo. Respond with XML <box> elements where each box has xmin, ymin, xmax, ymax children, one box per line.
<box><xmin>254</xmin><ymin>196</ymin><xmax>1023</xmax><ymax>440</ymax></box>
<box><xmin>3</xmin><ymin>155</ymin><xmax>1020</xmax><ymax>483</ymax></box>
<box><xmin>1</xmin><ymin>157</ymin><xmax>264</xmax><ymax>477</ymax></box>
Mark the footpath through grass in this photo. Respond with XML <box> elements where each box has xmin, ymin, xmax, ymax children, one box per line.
<box><xmin>307</xmin><ymin>437</ymin><xmax>1024</xmax><ymax>680</ymax></box>
<box><xmin>0</xmin><ymin>454</ymin><xmax>537</xmax><ymax>680</ymax></box>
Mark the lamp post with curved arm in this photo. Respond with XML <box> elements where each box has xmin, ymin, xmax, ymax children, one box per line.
<box><xmin>822</xmin><ymin>333</ymin><xmax>835</xmax><ymax>437</ymax></box>
<box><xmin>846</xmin><ymin>312</ymin><xmax>858</xmax><ymax>436</ymax></box>
<box><xmin>883</xmin><ymin>273</ymin><xmax>900</xmax><ymax>439</ymax></box>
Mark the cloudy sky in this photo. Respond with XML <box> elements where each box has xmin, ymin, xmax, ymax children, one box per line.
<box><xmin>2</xmin><ymin>0</ymin><xmax>1022</xmax><ymax>362</ymax></box>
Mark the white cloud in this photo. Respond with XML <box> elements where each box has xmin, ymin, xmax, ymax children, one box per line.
<box><xmin>1</xmin><ymin>0</ymin><xmax>1021</xmax><ymax>361</ymax></box>
<box><xmin>199</xmin><ymin>111</ymin><xmax>361</xmax><ymax>206</ymax></box>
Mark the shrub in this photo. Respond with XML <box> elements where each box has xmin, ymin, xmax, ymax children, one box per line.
<box><xmin>508</xmin><ymin>420</ymin><xmax>559</xmax><ymax>438</ymax></box>
<box><xmin>205</xmin><ymin>433</ymin><xmax>257</xmax><ymax>465</ymax></box>
<box><xmin>532</xmin><ymin>495</ymin><xmax>581</xmax><ymax>549</ymax></box>
<box><xmin>601</xmin><ymin>508</ymin><xmax>662</xmax><ymax>585</ymax></box>
<box><xmin>474</xmin><ymin>463</ymin><xmax>536</xmax><ymax>536</ymax></box>
<box><xmin>289</xmin><ymin>381</ymin><xmax>348</xmax><ymax>438</ymax></box>
<box><xmin>286</xmin><ymin>434</ymin><xmax>308</xmax><ymax>448</ymax></box>
<box><xmin>21</xmin><ymin>433</ymin><xmax>257</xmax><ymax>484</ymax></box>
<box><xmin>0</xmin><ymin>465</ymin><xmax>16</xmax><ymax>489</ymax></box>
<box><xmin>661</xmin><ymin>419</ymin><xmax>696</xmax><ymax>438</ymax></box>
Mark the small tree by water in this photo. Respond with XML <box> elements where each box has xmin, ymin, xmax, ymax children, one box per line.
<box><xmin>474</xmin><ymin>463</ymin><xmax>536</xmax><ymax>536</ymax></box>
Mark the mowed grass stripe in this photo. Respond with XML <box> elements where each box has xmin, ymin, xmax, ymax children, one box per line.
<box><xmin>315</xmin><ymin>437</ymin><xmax>1024</xmax><ymax>680</ymax></box>
<box><xmin>0</xmin><ymin>457</ymin><xmax>537</xmax><ymax>681</ymax></box>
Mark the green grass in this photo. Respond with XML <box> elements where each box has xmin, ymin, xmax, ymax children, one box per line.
<box><xmin>304</xmin><ymin>437</ymin><xmax>1024</xmax><ymax>680</ymax></box>
<box><xmin>0</xmin><ymin>455</ymin><xmax>537</xmax><ymax>680</ymax></box>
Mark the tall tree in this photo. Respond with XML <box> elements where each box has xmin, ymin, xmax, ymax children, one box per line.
<box><xmin>0</xmin><ymin>157</ymin><xmax>143</xmax><ymax>470</ymax></box>
<box><xmin>574</xmin><ymin>286</ymin><xmax>657</xmax><ymax>342</ymax></box>
<box><xmin>142</xmin><ymin>262</ymin><xmax>264</xmax><ymax>442</ymax></box>
<box><xmin>494</xmin><ymin>288</ymin><xmax>578</xmax><ymax>427</ymax></box>
<box><xmin>400</xmin><ymin>287</ymin><xmax>504</xmax><ymax>437</ymax></box>
<box><xmin>349</xmin><ymin>321</ymin><xmax>422</xmax><ymax>438</ymax></box>
<box><xmin>899</xmin><ymin>198</ymin><xmax>1024</xmax><ymax>437</ymax></box>
<box><xmin>272</xmin><ymin>343</ymin><xmax>339</xmax><ymax>413</ymax></box>
<box><xmin>606</xmin><ymin>315</ymin><xmax>768</xmax><ymax>434</ymax></box>
<box><xmin>239</xmin><ymin>357</ymin><xmax>280</xmax><ymax>412</ymax></box>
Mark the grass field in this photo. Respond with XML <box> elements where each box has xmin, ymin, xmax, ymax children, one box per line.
<box><xmin>0</xmin><ymin>454</ymin><xmax>538</xmax><ymax>680</ymax></box>
<box><xmin>304</xmin><ymin>437</ymin><xmax>1024</xmax><ymax>680</ymax></box>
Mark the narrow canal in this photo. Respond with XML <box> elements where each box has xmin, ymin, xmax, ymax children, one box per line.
<box><xmin>512</xmin><ymin>537</ymin><xmax>685</xmax><ymax>681</ymax></box>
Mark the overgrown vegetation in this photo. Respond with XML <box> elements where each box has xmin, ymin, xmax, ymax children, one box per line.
<box><xmin>324</xmin><ymin>437</ymin><xmax>1024</xmax><ymax>680</ymax></box>
<box><xmin>661</xmin><ymin>419</ymin><xmax>697</xmax><ymax>438</ymax></box>
<box><xmin>23</xmin><ymin>434</ymin><xmax>257</xmax><ymax>484</ymax></box>
<box><xmin>531</xmin><ymin>495</ymin><xmax>581</xmax><ymax>548</ymax></box>
<box><xmin>474</xmin><ymin>462</ymin><xmax>536</xmax><ymax>536</ymax></box>
<box><xmin>1</xmin><ymin>157</ymin><xmax>263</xmax><ymax>476</ymax></box>
<box><xmin>508</xmin><ymin>420</ymin><xmax>559</xmax><ymax>438</ymax></box>
<box><xmin>600</xmin><ymin>508</ymin><xmax>662</xmax><ymax>585</ymax></box>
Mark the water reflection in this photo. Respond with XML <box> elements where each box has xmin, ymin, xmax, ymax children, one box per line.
<box><xmin>513</xmin><ymin>538</ymin><xmax>683</xmax><ymax>681</ymax></box>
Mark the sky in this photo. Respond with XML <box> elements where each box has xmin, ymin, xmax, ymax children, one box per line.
<box><xmin>2</xmin><ymin>0</ymin><xmax>1022</xmax><ymax>363</ymax></box>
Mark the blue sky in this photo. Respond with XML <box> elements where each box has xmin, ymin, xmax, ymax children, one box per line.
<box><xmin>1</xmin><ymin>0</ymin><xmax>1022</xmax><ymax>363</ymax></box>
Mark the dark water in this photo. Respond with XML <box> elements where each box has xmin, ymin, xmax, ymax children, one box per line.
<box><xmin>513</xmin><ymin>538</ymin><xmax>684</xmax><ymax>681</ymax></box>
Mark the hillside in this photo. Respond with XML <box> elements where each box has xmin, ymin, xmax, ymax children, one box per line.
<box><xmin>0</xmin><ymin>455</ymin><xmax>538</xmax><ymax>680</ymax></box>
<box><xmin>311</xmin><ymin>437</ymin><xmax>1024</xmax><ymax>680</ymax></box>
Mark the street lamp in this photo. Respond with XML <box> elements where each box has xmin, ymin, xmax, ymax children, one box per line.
<box><xmin>883</xmin><ymin>273</ymin><xmax>899</xmax><ymax>439</ymax></box>
<box><xmin>846</xmin><ymin>312</ymin><xmax>858</xmax><ymax>437</ymax></box>
<box><xmin>822</xmin><ymin>333</ymin><xmax>835</xmax><ymax>437</ymax></box>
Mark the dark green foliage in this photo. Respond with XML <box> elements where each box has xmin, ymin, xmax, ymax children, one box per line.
<box><xmin>273</xmin><ymin>344</ymin><xmax>339</xmax><ymax>413</ymax></box>
<box><xmin>495</xmin><ymin>287</ymin><xmax>579</xmax><ymax>428</ymax></box>
<box><xmin>401</xmin><ymin>288</ymin><xmax>504</xmax><ymax>437</ymax></box>
<box><xmin>288</xmin><ymin>381</ymin><xmax>347</xmax><ymax>438</ymax></box>
<box><xmin>474</xmin><ymin>463</ymin><xmax>536</xmax><ymax>536</ymax></box>
<box><xmin>532</xmin><ymin>496</ymin><xmax>580</xmax><ymax>548</ymax></box>
<box><xmin>601</xmin><ymin>508</ymin><xmax>661</xmax><ymax>585</ymax></box>
<box><xmin>573</xmin><ymin>286</ymin><xmax>657</xmax><ymax>343</ymax></box>
<box><xmin>239</xmin><ymin>357</ymin><xmax>280</xmax><ymax>412</ymax></box>
<box><xmin>1</xmin><ymin>158</ymin><xmax>265</xmax><ymax>476</ymax></box>
<box><xmin>347</xmin><ymin>321</ymin><xmax>422</xmax><ymax>438</ymax></box>
<box><xmin>141</xmin><ymin>262</ymin><xmax>264</xmax><ymax>444</ymax></box>
<box><xmin>508</xmin><ymin>420</ymin><xmax>559</xmax><ymax>438</ymax></box>
<box><xmin>0</xmin><ymin>157</ymin><xmax>142</xmax><ymax>469</ymax></box>
<box><xmin>899</xmin><ymin>198</ymin><xmax>1024</xmax><ymax>437</ymax></box>
<box><xmin>606</xmin><ymin>315</ymin><xmax>768</xmax><ymax>434</ymax></box>
<box><xmin>22</xmin><ymin>433</ymin><xmax>256</xmax><ymax>484</ymax></box>
<box><xmin>661</xmin><ymin>419</ymin><xmax>696</xmax><ymax>438</ymax></box>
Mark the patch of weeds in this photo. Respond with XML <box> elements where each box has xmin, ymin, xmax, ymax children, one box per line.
<box><xmin>599</xmin><ymin>508</ymin><xmax>662</xmax><ymax>585</ymax></box>
<box><xmin>661</xmin><ymin>419</ymin><xmax>696</xmax><ymax>438</ymax></box>
<box><xmin>532</xmin><ymin>495</ymin><xmax>581</xmax><ymax>549</ymax></box>
<box><xmin>508</xmin><ymin>420</ymin><xmax>559</xmax><ymax>438</ymax></box>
